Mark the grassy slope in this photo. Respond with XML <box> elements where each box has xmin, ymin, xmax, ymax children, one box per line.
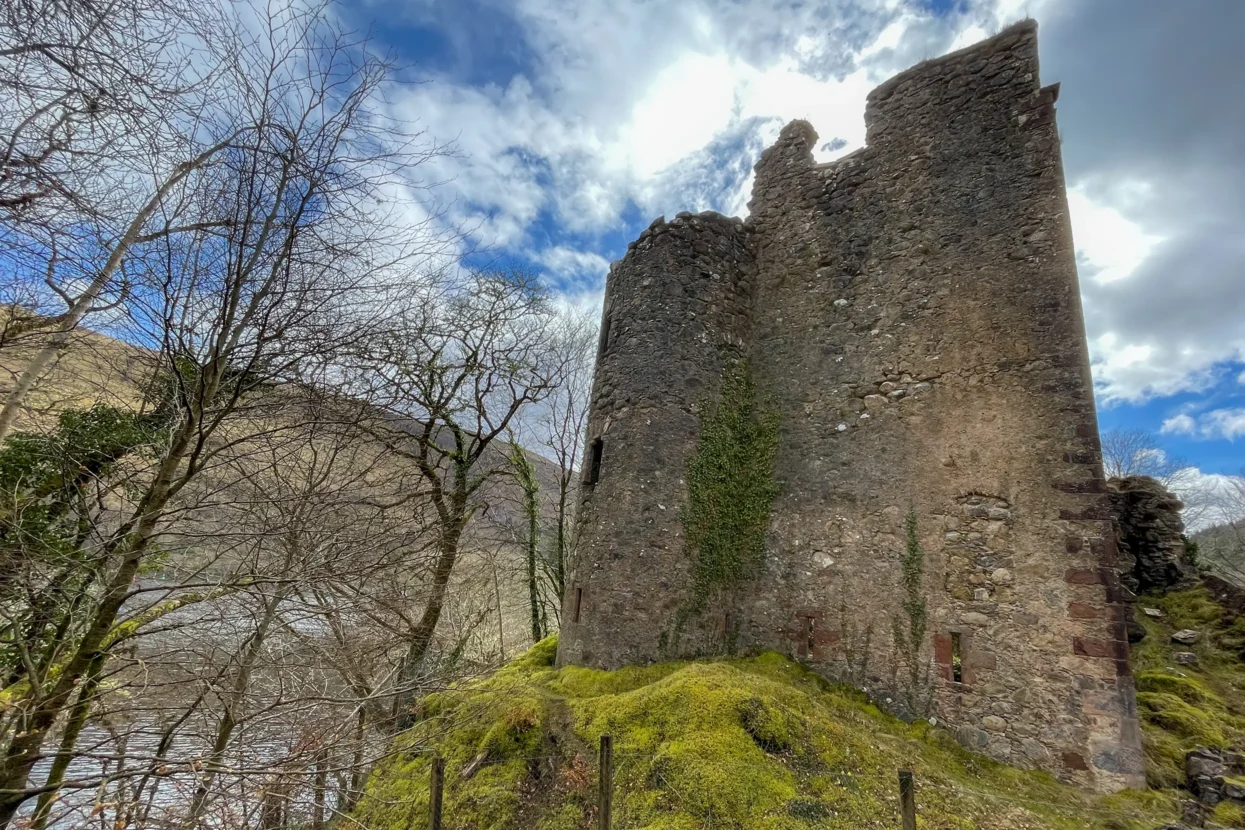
<box><xmin>1131</xmin><ymin>587</ymin><xmax>1245</xmax><ymax>826</ymax></box>
<box><xmin>355</xmin><ymin>639</ymin><xmax>1186</xmax><ymax>830</ymax></box>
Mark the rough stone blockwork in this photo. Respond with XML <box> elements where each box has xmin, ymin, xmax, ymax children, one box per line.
<box><xmin>1109</xmin><ymin>475</ymin><xmax>1195</xmax><ymax>597</ymax></box>
<box><xmin>556</xmin><ymin>21</ymin><xmax>1146</xmax><ymax>792</ymax></box>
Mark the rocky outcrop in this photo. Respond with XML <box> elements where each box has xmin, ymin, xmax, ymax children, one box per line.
<box><xmin>1186</xmin><ymin>747</ymin><xmax>1245</xmax><ymax>810</ymax></box>
<box><xmin>1109</xmin><ymin>475</ymin><xmax>1196</xmax><ymax>596</ymax></box>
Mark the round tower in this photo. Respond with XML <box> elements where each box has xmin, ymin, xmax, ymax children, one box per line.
<box><xmin>555</xmin><ymin>212</ymin><xmax>756</xmax><ymax>669</ymax></box>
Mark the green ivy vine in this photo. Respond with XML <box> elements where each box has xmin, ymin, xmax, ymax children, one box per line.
<box><xmin>891</xmin><ymin>506</ymin><xmax>933</xmax><ymax>716</ymax></box>
<box><xmin>675</xmin><ymin>360</ymin><xmax>779</xmax><ymax>642</ymax></box>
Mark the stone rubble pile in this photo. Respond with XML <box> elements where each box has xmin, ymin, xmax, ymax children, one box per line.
<box><xmin>1109</xmin><ymin>475</ymin><xmax>1196</xmax><ymax>596</ymax></box>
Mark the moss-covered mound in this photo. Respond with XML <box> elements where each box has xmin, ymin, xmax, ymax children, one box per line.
<box><xmin>354</xmin><ymin>638</ymin><xmax>1178</xmax><ymax>829</ymax></box>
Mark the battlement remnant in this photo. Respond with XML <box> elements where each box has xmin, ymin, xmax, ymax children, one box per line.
<box><xmin>557</xmin><ymin>21</ymin><xmax>1145</xmax><ymax>793</ymax></box>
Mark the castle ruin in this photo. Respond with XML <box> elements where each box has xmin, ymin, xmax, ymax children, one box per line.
<box><xmin>556</xmin><ymin>21</ymin><xmax>1146</xmax><ymax>793</ymax></box>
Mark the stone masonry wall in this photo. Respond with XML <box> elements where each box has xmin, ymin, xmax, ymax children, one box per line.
<box><xmin>557</xmin><ymin>21</ymin><xmax>1145</xmax><ymax>793</ymax></box>
<box><xmin>556</xmin><ymin>212</ymin><xmax>755</xmax><ymax>668</ymax></box>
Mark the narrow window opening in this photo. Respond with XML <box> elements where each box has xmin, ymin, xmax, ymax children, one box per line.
<box><xmin>573</xmin><ymin>587</ymin><xmax>583</xmax><ymax>623</ymax></box>
<box><xmin>599</xmin><ymin>315</ymin><xmax>612</xmax><ymax>354</ymax></box>
<box><xmin>585</xmin><ymin>438</ymin><xmax>603</xmax><ymax>485</ymax></box>
<box><xmin>805</xmin><ymin>617</ymin><xmax>816</xmax><ymax>656</ymax></box>
<box><xmin>723</xmin><ymin>612</ymin><xmax>732</xmax><ymax>635</ymax></box>
<box><xmin>951</xmin><ymin>631</ymin><xmax>963</xmax><ymax>684</ymax></box>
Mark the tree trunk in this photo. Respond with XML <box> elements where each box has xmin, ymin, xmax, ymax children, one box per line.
<box><xmin>342</xmin><ymin>708</ymin><xmax>366</xmax><ymax>813</ymax></box>
<box><xmin>0</xmin><ymin>408</ymin><xmax>202</xmax><ymax>826</ymax></box>
<box><xmin>312</xmin><ymin>748</ymin><xmax>328</xmax><ymax>830</ymax></box>
<box><xmin>185</xmin><ymin>589</ymin><xmax>286</xmax><ymax>824</ymax></box>
<box><xmin>28</xmin><ymin>651</ymin><xmax>107</xmax><ymax>830</ymax></box>
<box><xmin>0</xmin><ymin>545</ymin><xmax>144</xmax><ymax>827</ymax></box>
<box><xmin>393</xmin><ymin>515</ymin><xmax>465</xmax><ymax>730</ymax></box>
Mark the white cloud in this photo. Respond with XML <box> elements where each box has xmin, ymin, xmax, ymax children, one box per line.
<box><xmin>609</xmin><ymin>52</ymin><xmax>738</xmax><ymax>179</ymax></box>
<box><xmin>535</xmin><ymin>246</ymin><xmax>610</xmax><ymax>281</ymax></box>
<box><xmin>1160</xmin><ymin>414</ymin><xmax>1197</xmax><ymax>436</ymax></box>
<box><xmin>1067</xmin><ymin>181</ymin><xmax>1165</xmax><ymax>285</ymax></box>
<box><xmin>382</xmin><ymin>0</ymin><xmax>974</xmax><ymax>256</ymax></box>
<box><xmin>1161</xmin><ymin>408</ymin><xmax>1245</xmax><ymax>442</ymax></box>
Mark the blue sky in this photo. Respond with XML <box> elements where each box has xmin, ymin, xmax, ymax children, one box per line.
<box><xmin>343</xmin><ymin>0</ymin><xmax>1245</xmax><ymax>486</ymax></box>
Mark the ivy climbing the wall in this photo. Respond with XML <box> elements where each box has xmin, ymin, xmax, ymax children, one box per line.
<box><xmin>677</xmin><ymin>361</ymin><xmax>780</xmax><ymax>636</ymax></box>
<box><xmin>892</xmin><ymin>507</ymin><xmax>933</xmax><ymax>717</ymax></box>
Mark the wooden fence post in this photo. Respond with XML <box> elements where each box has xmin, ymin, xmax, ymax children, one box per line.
<box><xmin>598</xmin><ymin>734</ymin><xmax>614</xmax><ymax>830</ymax></box>
<box><xmin>430</xmin><ymin>755</ymin><xmax>445</xmax><ymax>830</ymax></box>
<box><xmin>898</xmin><ymin>768</ymin><xmax>916</xmax><ymax>830</ymax></box>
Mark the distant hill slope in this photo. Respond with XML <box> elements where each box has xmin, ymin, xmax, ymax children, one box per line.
<box><xmin>0</xmin><ymin>321</ymin><xmax>569</xmax><ymax>655</ymax></box>
<box><xmin>0</xmin><ymin>320</ymin><xmax>566</xmax><ymax>519</ymax></box>
<box><xmin>0</xmin><ymin>321</ymin><xmax>155</xmax><ymax>431</ymax></box>
<box><xmin>353</xmin><ymin>639</ymin><xmax>1187</xmax><ymax>830</ymax></box>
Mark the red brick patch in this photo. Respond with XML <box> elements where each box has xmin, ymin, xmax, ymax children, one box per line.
<box><xmin>1067</xmin><ymin>602</ymin><xmax>1102</xmax><ymax>620</ymax></box>
<box><xmin>1073</xmin><ymin>636</ymin><xmax>1126</xmax><ymax>660</ymax></box>
<box><xmin>1064</xmin><ymin>568</ymin><xmax>1101</xmax><ymax>585</ymax></box>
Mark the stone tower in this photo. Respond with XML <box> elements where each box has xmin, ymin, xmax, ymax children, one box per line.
<box><xmin>556</xmin><ymin>21</ymin><xmax>1145</xmax><ymax>793</ymax></box>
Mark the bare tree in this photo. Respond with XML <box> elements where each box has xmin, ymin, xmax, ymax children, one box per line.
<box><xmin>0</xmin><ymin>2</ymin><xmax>453</xmax><ymax>820</ymax></box>
<box><xmin>533</xmin><ymin>308</ymin><xmax>596</xmax><ymax>621</ymax></box>
<box><xmin>1191</xmin><ymin>474</ymin><xmax>1245</xmax><ymax>583</ymax></box>
<box><xmin>0</xmin><ymin>0</ymin><xmax>209</xmax><ymax>216</ymax></box>
<box><xmin>0</xmin><ymin>0</ymin><xmax>236</xmax><ymax>439</ymax></box>
<box><xmin>1100</xmin><ymin>427</ymin><xmax>1216</xmax><ymax>528</ymax></box>
<box><xmin>349</xmin><ymin>270</ymin><xmax>567</xmax><ymax>725</ymax></box>
<box><xmin>506</xmin><ymin>434</ymin><xmax>545</xmax><ymax>643</ymax></box>
<box><xmin>1101</xmin><ymin>427</ymin><xmax>1189</xmax><ymax>483</ymax></box>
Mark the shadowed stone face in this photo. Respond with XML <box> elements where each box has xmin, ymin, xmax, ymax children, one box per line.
<box><xmin>556</xmin><ymin>21</ymin><xmax>1145</xmax><ymax>794</ymax></box>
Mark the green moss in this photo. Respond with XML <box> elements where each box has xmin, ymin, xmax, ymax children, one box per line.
<box><xmin>1214</xmin><ymin>800</ymin><xmax>1245</xmax><ymax>828</ymax></box>
<box><xmin>1138</xmin><ymin>692</ymin><xmax>1225</xmax><ymax>744</ymax></box>
<box><xmin>354</xmin><ymin>639</ymin><xmax>1179</xmax><ymax>830</ymax></box>
<box><xmin>1135</xmin><ymin>670</ymin><xmax>1220</xmax><ymax>705</ymax></box>
<box><xmin>1128</xmin><ymin>588</ymin><xmax>1245</xmax><ymax>789</ymax></box>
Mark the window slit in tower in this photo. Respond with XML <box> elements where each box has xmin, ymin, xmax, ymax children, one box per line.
<box><xmin>951</xmin><ymin>631</ymin><xmax>963</xmax><ymax>684</ymax></box>
<box><xmin>585</xmin><ymin>438</ymin><xmax>603</xmax><ymax>485</ymax></box>
<box><xmin>806</xmin><ymin>617</ymin><xmax>816</xmax><ymax>656</ymax></box>
<box><xmin>573</xmin><ymin>587</ymin><xmax>583</xmax><ymax>623</ymax></box>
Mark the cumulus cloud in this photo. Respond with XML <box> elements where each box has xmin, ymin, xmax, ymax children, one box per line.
<box><xmin>1162</xmin><ymin>409</ymin><xmax>1245</xmax><ymax>442</ymax></box>
<box><xmin>376</xmin><ymin>0</ymin><xmax>1018</xmax><ymax>247</ymax></box>
<box><xmin>535</xmin><ymin>246</ymin><xmax>610</xmax><ymax>282</ymax></box>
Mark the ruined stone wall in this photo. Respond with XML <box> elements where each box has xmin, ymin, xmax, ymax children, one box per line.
<box><xmin>556</xmin><ymin>212</ymin><xmax>755</xmax><ymax>668</ymax></box>
<box><xmin>557</xmin><ymin>20</ymin><xmax>1145</xmax><ymax>793</ymax></box>
<box><xmin>1109</xmin><ymin>475</ymin><xmax>1194</xmax><ymax>596</ymax></box>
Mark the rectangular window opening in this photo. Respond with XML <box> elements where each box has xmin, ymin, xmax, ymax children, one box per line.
<box><xmin>573</xmin><ymin>587</ymin><xmax>583</xmax><ymax>623</ymax></box>
<box><xmin>585</xmin><ymin>438</ymin><xmax>603</xmax><ymax>486</ymax></box>
<box><xmin>599</xmin><ymin>315</ymin><xmax>612</xmax><ymax>354</ymax></box>
<box><xmin>951</xmin><ymin>631</ymin><xmax>963</xmax><ymax>684</ymax></box>
<box><xmin>723</xmin><ymin>612</ymin><xmax>732</xmax><ymax>635</ymax></box>
<box><xmin>805</xmin><ymin>617</ymin><xmax>816</xmax><ymax>656</ymax></box>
